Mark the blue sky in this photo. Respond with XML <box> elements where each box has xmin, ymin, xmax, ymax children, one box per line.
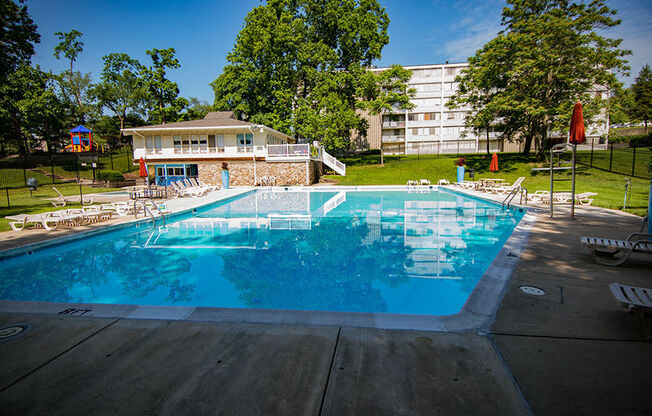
<box><xmin>26</xmin><ymin>0</ymin><xmax>652</xmax><ymax>104</ymax></box>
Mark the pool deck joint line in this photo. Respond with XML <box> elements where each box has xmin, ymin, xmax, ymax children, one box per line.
<box><xmin>0</xmin><ymin>185</ymin><xmax>533</xmax><ymax>332</ymax></box>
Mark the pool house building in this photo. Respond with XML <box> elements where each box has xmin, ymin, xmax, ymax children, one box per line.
<box><xmin>124</xmin><ymin>111</ymin><xmax>346</xmax><ymax>186</ymax></box>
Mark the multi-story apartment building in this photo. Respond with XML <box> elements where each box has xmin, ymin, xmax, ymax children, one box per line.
<box><xmin>356</xmin><ymin>62</ymin><xmax>609</xmax><ymax>155</ymax></box>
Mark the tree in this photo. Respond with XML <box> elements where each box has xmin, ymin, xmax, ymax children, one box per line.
<box><xmin>0</xmin><ymin>0</ymin><xmax>40</xmax><ymax>81</ymax></box>
<box><xmin>212</xmin><ymin>0</ymin><xmax>410</xmax><ymax>153</ymax></box>
<box><xmin>140</xmin><ymin>48</ymin><xmax>188</xmax><ymax>124</ymax></box>
<box><xmin>449</xmin><ymin>0</ymin><xmax>630</xmax><ymax>157</ymax></box>
<box><xmin>183</xmin><ymin>97</ymin><xmax>213</xmax><ymax>120</ymax></box>
<box><xmin>631</xmin><ymin>64</ymin><xmax>652</xmax><ymax>134</ymax></box>
<box><xmin>608</xmin><ymin>86</ymin><xmax>635</xmax><ymax>125</ymax></box>
<box><xmin>53</xmin><ymin>29</ymin><xmax>92</xmax><ymax>123</ymax></box>
<box><xmin>92</xmin><ymin>53</ymin><xmax>147</xmax><ymax>132</ymax></box>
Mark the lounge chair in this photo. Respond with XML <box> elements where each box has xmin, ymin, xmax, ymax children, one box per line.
<box><xmin>609</xmin><ymin>283</ymin><xmax>652</xmax><ymax>313</ymax></box>
<box><xmin>50</xmin><ymin>187</ymin><xmax>95</xmax><ymax>207</ymax></box>
<box><xmin>486</xmin><ymin>177</ymin><xmax>525</xmax><ymax>194</ymax></box>
<box><xmin>581</xmin><ymin>233</ymin><xmax>652</xmax><ymax>266</ymax></box>
<box><xmin>420</xmin><ymin>179</ymin><xmax>431</xmax><ymax>185</ymax></box>
<box><xmin>438</xmin><ymin>179</ymin><xmax>450</xmax><ymax>185</ymax></box>
<box><xmin>5</xmin><ymin>213</ymin><xmax>61</xmax><ymax>231</ymax></box>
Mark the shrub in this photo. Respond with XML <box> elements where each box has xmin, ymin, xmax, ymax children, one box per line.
<box><xmin>97</xmin><ymin>170</ymin><xmax>125</xmax><ymax>182</ymax></box>
<box><xmin>454</xmin><ymin>157</ymin><xmax>466</xmax><ymax>166</ymax></box>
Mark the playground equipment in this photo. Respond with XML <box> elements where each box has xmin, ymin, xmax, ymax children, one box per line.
<box><xmin>66</xmin><ymin>125</ymin><xmax>93</xmax><ymax>152</ymax></box>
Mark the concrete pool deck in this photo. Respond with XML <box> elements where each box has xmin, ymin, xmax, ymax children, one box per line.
<box><xmin>0</xmin><ymin>188</ymin><xmax>651</xmax><ymax>414</ymax></box>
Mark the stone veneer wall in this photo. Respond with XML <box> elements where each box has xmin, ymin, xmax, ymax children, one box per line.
<box><xmin>197</xmin><ymin>160</ymin><xmax>323</xmax><ymax>187</ymax></box>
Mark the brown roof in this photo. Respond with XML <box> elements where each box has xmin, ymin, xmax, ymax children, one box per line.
<box><xmin>128</xmin><ymin>111</ymin><xmax>252</xmax><ymax>130</ymax></box>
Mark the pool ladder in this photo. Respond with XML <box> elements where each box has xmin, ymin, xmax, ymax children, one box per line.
<box><xmin>133</xmin><ymin>199</ymin><xmax>166</xmax><ymax>228</ymax></box>
<box><xmin>502</xmin><ymin>187</ymin><xmax>528</xmax><ymax>210</ymax></box>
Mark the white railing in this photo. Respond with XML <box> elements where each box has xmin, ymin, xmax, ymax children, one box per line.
<box><xmin>382</xmin><ymin>121</ymin><xmax>406</xmax><ymax>128</ymax></box>
<box><xmin>267</xmin><ymin>144</ymin><xmax>311</xmax><ymax>158</ymax></box>
<box><xmin>322</xmin><ymin>149</ymin><xmax>346</xmax><ymax>175</ymax></box>
<box><xmin>382</xmin><ymin>135</ymin><xmax>405</xmax><ymax>143</ymax></box>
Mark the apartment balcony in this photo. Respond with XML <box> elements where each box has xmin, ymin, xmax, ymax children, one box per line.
<box><xmin>381</xmin><ymin>135</ymin><xmax>406</xmax><ymax>143</ymax></box>
<box><xmin>382</xmin><ymin>121</ymin><xmax>406</xmax><ymax>128</ymax></box>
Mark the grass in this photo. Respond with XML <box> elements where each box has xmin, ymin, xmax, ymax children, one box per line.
<box><xmin>324</xmin><ymin>152</ymin><xmax>651</xmax><ymax>217</ymax></box>
<box><xmin>0</xmin><ymin>184</ymin><xmax>122</xmax><ymax>232</ymax></box>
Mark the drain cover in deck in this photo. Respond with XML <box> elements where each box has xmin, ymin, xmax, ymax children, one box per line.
<box><xmin>519</xmin><ymin>285</ymin><xmax>545</xmax><ymax>296</ymax></box>
<box><xmin>0</xmin><ymin>325</ymin><xmax>29</xmax><ymax>341</ymax></box>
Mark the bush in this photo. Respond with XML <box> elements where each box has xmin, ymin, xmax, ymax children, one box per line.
<box><xmin>97</xmin><ymin>170</ymin><xmax>125</xmax><ymax>182</ymax></box>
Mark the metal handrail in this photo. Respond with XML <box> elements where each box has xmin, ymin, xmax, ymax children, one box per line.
<box><xmin>133</xmin><ymin>198</ymin><xmax>166</xmax><ymax>227</ymax></box>
<box><xmin>502</xmin><ymin>186</ymin><xmax>526</xmax><ymax>210</ymax></box>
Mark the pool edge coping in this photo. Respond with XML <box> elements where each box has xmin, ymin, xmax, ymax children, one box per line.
<box><xmin>0</xmin><ymin>185</ymin><xmax>534</xmax><ymax>332</ymax></box>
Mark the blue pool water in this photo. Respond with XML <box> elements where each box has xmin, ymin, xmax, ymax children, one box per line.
<box><xmin>0</xmin><ymin>189</ymin><xmax>524</xmax><ymax>316</ymax></box>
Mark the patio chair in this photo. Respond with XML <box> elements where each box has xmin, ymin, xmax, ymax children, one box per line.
<box><xmin>609</xmin><ymin>283</ymin><xmax>652</xmax><ymax>313</ymax></box>
<box><xmin>5</xmin><ymin>213</ymin><xmax>61</xmax><ymax>231</ymax></box>
<box><xmin>581</xmin><ymin>233</ymin><xmax>652</xmax><ymax>266</ymax></box>
<box><xmin>51</xmin><ymin>187</ymin><xmax>95</xmax><ymax>207</ymax></box>
<box><xmin>420</xmin><ymin>179</ymin><xmax>431</xmax><ymax>185</ymax></box>
<box><xmin>486</xmin><ymin>177</ymin><xmax>525</xmax><ymax>194</ymax></box>
<box><xmin>438</xmin><ymin>179</ymin><xmax>450</xmax><ymax>185</ymax></box>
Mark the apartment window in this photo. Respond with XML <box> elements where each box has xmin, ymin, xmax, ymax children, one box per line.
<box><xmin>145</xmin><ymin>136</ymin><xmax>153</xmax><ymax>154</ymax></box>
<box><xmin>424</xmin><ymin>113</ymin><xmax>431</xmax><ymax>121</ymax></box>
<box><xmin>411</xmin><ymin>128</ymin><xmax>418</xmax><ymax>135</ymax></box>
<box><xmin>445</xmin><ymin>68</ymin><xmax>455</xmax><ymax>76</ymax></box>
<box><xmin>431</xmin><ymin>68</ymin><xmax>442</xmax><ymax>78</ymax></box>
<box><xmin>198</xmin><ymin>135</ymin><xmax>208</xmax><ymax>153</ymax></box>
<box><xmin>190</xmin><ymin>135</ymin><xmax>200</xmax><ymax>153</ymax></box>
<box><xmin>429</xmin><ymin>127</ymin><xmax>440</xmax><ymax>135</ymax></box>
<box><xmin>237</xmin><ymin>133</ymin><xmax>253</xmax><ymax>152</ymax></box>
<box><xmin>181</xmin><ymin>135</ymin><xmax>190</xmax><ymax>153</ymax></box>
<box><xmin>444</xmin><ymin>82</ymin><xmax>453</xmax><ymax>91</ymax></box>
<box><xmin>166</xmin><ymin>166</ymin><xmax>185</xmax><ymax>176</ymax></box>
<box><xmin>447</xmin><ymin>112</ymin><xmax>456</xmax><ymax>120</ymax></box>
<box><xmin>433</xmin><ymin>83</ymin><xmax>441</xmax><ymax>91</ymax></box>
<box><xmin>208</xmin><ymin>135</ymin><xmax>215</xmax><ymax>152</ymax></box>
<box><xmin>408</xmin><ymin>113</ymin><xmax>418</xmax><ymax>121</ymax></box>
<box><xmin>216</xmin><ymin>134</ymin><xmax>225</xmax><ymax>152</ymax></box>
<box><xmin>145</xmin><ymin>135</ymin><xmax>161</xmax><ymax>154</ymax></box>
<box><xmin>173</xmin><ymin>135</ymin><xmax>182</xmax><ymax>154</ymax></box>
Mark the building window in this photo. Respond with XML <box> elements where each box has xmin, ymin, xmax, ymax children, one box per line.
<box><xmin>445</xmin><ymin>68</ymin><xmax>455</xmax><ymax>76</ymax></box>
<box><xmin>411</xmin><ymin>128</ymin><xmax>418</xmax><ymax>135</ymax></box>
<box><xmin>182</xmin><ymin>135</ymin><xmax>190</xmax><ymax>153</ymax></box>
<box><xmin>145</xmin><ymin>135</ymin><xmax>162</xmax><ymax>154</ymax></box>
<box><xmin>174</xmin><ymin>135</ymin><xmax>182</xmax><ymax>154</ymax></box>
<box><xmin>190</xmin><ymin>135</ymin><xmax>200</xmax><ymax>153</ymax></box>
<box><xmin>237</xmin><ymin>133</ymin><xmax>253</xmax><ymax>152</ymax></box>
<box><xmin>199</xmin><ymin>135</ymin><xmax>208</xmax><ymax>153</ymax></box>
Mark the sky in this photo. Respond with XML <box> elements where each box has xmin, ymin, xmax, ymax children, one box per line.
<box><xmin>26</xmin><ymin>0</ymin><xmax>652</xmax><ymax>104</ymax></box>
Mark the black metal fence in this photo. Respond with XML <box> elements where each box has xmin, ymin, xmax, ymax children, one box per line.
<box><xmin>0</xmin><ymin>148</ymin><xmax>134</xmax><ymax>189</ymax></box>
<box><xmin>575</xmin><ymin>142</ymin><xmax>651</xmax><ymax>179</ymax></box>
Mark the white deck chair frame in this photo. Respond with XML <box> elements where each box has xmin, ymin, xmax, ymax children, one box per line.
<box><xmin>581</xmin><ymin>233</ymin><xmax>652</xmax><ymax>266</ymax></box>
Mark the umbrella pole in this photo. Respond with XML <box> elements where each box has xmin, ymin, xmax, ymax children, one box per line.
<box><xmin>570</xmin><ymin>144</ymin><xmax>577</xmax><ymax>220</ymax></box>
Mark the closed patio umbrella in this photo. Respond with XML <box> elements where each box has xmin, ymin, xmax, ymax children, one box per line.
<box><xmin>490</xmin><ymin>153</ymin><xmax>498</xmax><ymax>173</ymax></box>
<box><xmin>568</xmin><ymin>102</ymin><xmax>586</xmax><ymax>219</ymax></box>
<box><xmin>138</xmin><ymin>157</ymin><xmax>148</xmax><ymax>180</ymax></box>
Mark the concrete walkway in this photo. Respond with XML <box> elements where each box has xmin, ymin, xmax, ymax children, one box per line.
<box><xmin>0</xmin><ymin>193</ymin><xmax>651</xmax><ymax>414</ymax></box>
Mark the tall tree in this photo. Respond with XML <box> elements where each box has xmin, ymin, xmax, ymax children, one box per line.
<box><xmin>53</xmin><ymin>29</ymin><xmax>90</xmax><ymax>122</ymax></box>
<box><xmin>140</xmin><ymin>48</ymin><xmax>188</xmax><ymax>124</ymax></box>
<box><xmin>449</xmin><ymin>0</ymin><xmax>630</xmax><ymax>157</ymax></box>
<box><xmin>0</xmin><ymin>0</ymin><xmax>40</xmax><ymax>81</ymax></box>
<box><xmin>92</xmin><ymin>53</ymin><xmax>147</xmax><ymax>132</ymax></box>
<box><xmin>0</xmin><ymin>0</ymin><xmax>41</xmax><ymax>155</ymax></box>
<box><xmin>631</xmin><ymin>64</ymin><xmax>652</xmax><ymax>134</ymax></box>
<box><xmin>212</xmin><ymin>0</ymin><xmax>409</xmax><ymax>153</ymax></box>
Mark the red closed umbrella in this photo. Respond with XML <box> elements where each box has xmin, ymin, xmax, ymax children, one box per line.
<box><xmin>569</xmin><ymin>102</ymin><xmax>586</xmax><ymax>145</ymax></box>
<box><xmin>568</xmin><ymin>102</ymin><xmax>585</xmax><ymax>219</ymax></box>
<box><xmin>489</xmin><ymin>153</ymin><xmax>499</xmax><ymax>173</ymax></box>
<box><xmin>138</xmin><ymin>157</ymin><xmax>148</xmax><ymax>177</ymax></box>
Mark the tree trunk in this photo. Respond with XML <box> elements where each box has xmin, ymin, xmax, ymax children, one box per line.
<box><xmin>380</xmin><ymin>147</ymin><xmax>384</xmax><ymax>166</ymax></box>
<box><xmin>486</xmin><ymin>126</ymin><xmax>490</xmax><ymax>155</ymax></box>
<box><xmin>523</xmin><ymin>133</ymin><xmax>533</xmax><ymax>155</ymax></box>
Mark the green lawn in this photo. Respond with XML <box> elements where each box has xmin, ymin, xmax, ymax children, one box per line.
<box><xmin>0</xmin><ymin>184</ymin><xmax>122</xmax><ymax>232</ymax></box>
<box><xmin>325</xmin><ymin>152</ymin><xmax>650</xmax><ymax>216</ymax></box>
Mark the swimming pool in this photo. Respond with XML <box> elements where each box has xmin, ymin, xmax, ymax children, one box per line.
<box><xmin>0</xmin><ymin>188</ymin><xmax>525</xmax><ymax>318</ymax></box>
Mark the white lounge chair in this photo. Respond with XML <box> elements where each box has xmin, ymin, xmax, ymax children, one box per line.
<box><xmin>420</xmin><ymin>179</ymin><xmax>431</xmax><ymax>185</ymax></box>
<box><xmin>5</xmin><ymin>213</ymin><xmax>61</xmax><ymax>231</ymax></box>
<box><xmin>50</xmin><ymin>187</ymin><xmax>95</xmax><ymax>207</ymax></box>
<box><xmin>610</xmin><ymin>283</ymin><xmax>652</xmax><ymax>313</ymax></box>
<box><xmin>438</xmin><ymin>179</ymin><xmax>450</xmax><ymax>185</ymax></box>
<box><xmin>486</xmin><ymin>177</ymin><xmax>525</xmax><ymax>194</ymax></box>
<box><xmin>581</xmin><ymin>233</ymin><xmax>652</xmax><ymax>266</ymax></box>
